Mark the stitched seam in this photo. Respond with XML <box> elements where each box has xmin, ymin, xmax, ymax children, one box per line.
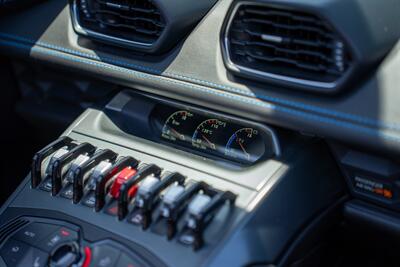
<box><xmin>2</xmin><ymin>38</ymin><xmax>400</xmax><ymax>144</ymax></box>
<box><xmin>1</xmin><ymin>32</ymin><xmax>398</xmax><ymax>131</ymax></box>
<box><xmin>0</xmin><ymin>33</ymin><xmax>400</xmax><ymax>137</ymax></box>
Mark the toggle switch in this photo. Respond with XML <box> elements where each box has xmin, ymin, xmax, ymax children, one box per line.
<box><xmin>104</xmin><ymin>167</ymin><xmax>138</xmax><ymax>216</ymax></box>
<box><xmin>129</xmin><ymin>172</ymin><xmax>185</xmax><ymax>229</ymax></box>
<box><xmin>40</xmin><ymin>147</ymin><xmax>73</xmax><ymax>192</ymax></box>
<box><xmin>109</xmin><ymin>167</ymin><xmax>138</xmax><ymax>199</ymax></box>
<box><xmin>60</xmin><ymin>154</ymin><xmax>92</xmax><ymax>199</ymax></box>
<box><xmin>117</xmin><ymin>164</ymin><xmax>162</xmax><ymax>220</ymax></box>
<box><xmin>32</xmin><ymin>136</ymin><xmax>73</xmax><ymax>188</ymax></box>
<box><xmin>152</xmin><ymin>181</ymin><xmax>209</xmax><ymax>239</ymax></box>
<box><xmin>51</xmin><ymin>143</ymin><xmax>96</xmax><ymax>196</ymax></box>
<box><xmin>94</xmin><ymin>156</ymin><xmax>139</xmax><ymax>212</ymax></box>
<box><xmin>178</xmin><ymin>190</ymin><xmax>236</xmax><ymax>250</ymax></box>
<box><xmin>72</xmin><ymin>149</ymin><xmax>118</xmax><ymax>204</ymax></box>
<box><xmin>81</xmin><ymin>161</ymin><xmax>114</xmax><ymax>208</ymax></box>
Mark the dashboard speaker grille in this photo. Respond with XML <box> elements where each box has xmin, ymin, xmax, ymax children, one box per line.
<box><xmin>224</xmin><ymin>3</ymin><xmax>352</xmax><ymax>86</ymax></box>
<box><xmin>75</xmin><ymin>0</ymin><xmax>166</xmax><ymax>46</ymax></box>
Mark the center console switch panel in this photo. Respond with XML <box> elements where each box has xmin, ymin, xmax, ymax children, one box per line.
<box><xmin>0</xmin><ymin>121</ymin><xmax>345</xmax><ymax>267</ymax></box>
<box><xmin>28</xmin><ymin>136</ymin><xmax>237</xmax><ymax>252</ymax></box>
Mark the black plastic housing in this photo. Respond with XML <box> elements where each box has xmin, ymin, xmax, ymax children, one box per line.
<box><xmin>221</xmin><ymin>0</ymin><xmax>400</xmax><ymax>94</ymax></box>
<box><xmin>70</xmin><ymin>0</ymin><xmax>218</xmax><ymax>54</ymax></box>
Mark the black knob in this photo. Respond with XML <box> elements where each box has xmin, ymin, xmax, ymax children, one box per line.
<box><xmin>49</xmin><ymin>243</ymin><xmax>80</xmax><ymax>267</ymax></box>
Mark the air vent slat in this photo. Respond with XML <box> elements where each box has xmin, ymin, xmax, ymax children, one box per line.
<box><xmin>230</xmin><ymin>28</ymin><xmax>335</xmax><ymax>50</ymax></box>
<box><xmin>241</xmin><ymin>18</ymin><xmax>335</xmax><ymax>40</ymax></box>
<box><xmin>243</xmin><ymin>8</ymin><xmax>326</xmax><ymax>27</ymax></box>
<box><xmin>92</xmin><ymin>18</ymin><xmax>162</xmax><ymax>36</ymax></box>
<box><xmin>230</xmin><ymin>39</ymin><xmax>336</xmax><ymax>64</ymax></box>
<box><xmin>96</xmin><ymin>0</ymin><xmax>159</xmax><ymax>14</ymax></box>
<box><xmin>91</xmin><ymin>9</ymin><xmax>164</xmax><ymax>27</ymax></box>
<box><xmin>233</xmin><ymin>48</ymin><xmax>339</xmax><ymax>74</ymax></box>
<box><xmin>225</xmin><ymin>3</ymin><xmax>352</xmax><ymax>86</ymax></box>
<box><xmin>75</xmin><ymin>0</ymin><xmax>165</xmax><ymax>45</ymax></box>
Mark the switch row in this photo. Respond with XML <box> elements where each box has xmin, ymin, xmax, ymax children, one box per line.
<box><xmin>31</xmin><ymin>136</ymin><xmax>237</xmax><ymax>250</ymax></box>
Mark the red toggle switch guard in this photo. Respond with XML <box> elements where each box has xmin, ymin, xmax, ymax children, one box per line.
<box><xmin>110</xmin><ymin>167</ymin><xmax>138</xmax><ymax>199</ymax></box>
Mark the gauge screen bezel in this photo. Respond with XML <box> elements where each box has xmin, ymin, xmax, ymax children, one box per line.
<box><xmin>150</xmin><ymin>101</ymin><xmax>280</xmax><ymax>166</ymax></box>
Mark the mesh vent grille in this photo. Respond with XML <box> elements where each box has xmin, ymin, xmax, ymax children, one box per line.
<box><xmin>226</xmin><ymin>3</ymin><xmax>351</xmax><ymax>84</ymax></box>
<box><xmin>76</xmin><ymin>0</ymin><xmax>165</xmax><ymax>45</ymax></box>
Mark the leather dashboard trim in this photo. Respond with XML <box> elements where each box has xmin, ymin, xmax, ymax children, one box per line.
<box><xmin>1</xmin><ymin>32</ymin><xmax>399</xmax><ymax>133</ymax></box>
<box><xmin>2</xmin><ymin>34</ymin><xmax>400</xmax><ymax>150</ymax></box>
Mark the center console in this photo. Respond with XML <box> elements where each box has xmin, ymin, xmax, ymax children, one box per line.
<box><xmin>0</xmin><ymin>90</ymin><xmax>345</xmax><ymax>267</ymax></box>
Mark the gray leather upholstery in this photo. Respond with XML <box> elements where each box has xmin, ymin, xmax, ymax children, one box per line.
<box><xmin>0</xmin><ymin>0</ymin><xmax>399</xmax><ymax>156</ymax></box>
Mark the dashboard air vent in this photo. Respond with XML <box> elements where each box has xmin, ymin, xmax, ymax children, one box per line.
<box><xmin>223</xmin><ymin>3</ymin><xmax>352</xmax><ymax>90</ymax></box>
<box><xmin>73</xmin><ymin>0</ymin><xmax>166</xmax><ymax>48</ymax></box>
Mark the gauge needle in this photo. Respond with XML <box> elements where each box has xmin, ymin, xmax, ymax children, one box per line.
<box><xmin>237</xmin><ymin>140</ymin><xmax>250</xmax><ymax>159</ymax></box>
<box><xmin>170</xmin><ymin>128</ymin><xmax>184</xmax><ymax>140</ymax></box>
<box><xmin>201</xmin><ymin>134</ymin><xmax>215</xmax><ymax>149</ymax></box>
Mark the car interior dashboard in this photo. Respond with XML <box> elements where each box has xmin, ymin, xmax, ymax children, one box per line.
<box><xmin>0</xmin><ymin>0</ymin><xmax>399</xmax><ymax>266</ymax></box>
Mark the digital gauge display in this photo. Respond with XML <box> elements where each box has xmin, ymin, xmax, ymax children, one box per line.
<box><xmin>225</xmin><ymin>128</ymin><xmax>264</xmax><ymax>162</ymax></box>
<box><xmin>192</xmin><ymin>119</ymin><xmax>227</xmax><ymax>152</ymax></box>
<box><xmin>152</xmin><ymin>105</ymin><xmax>279</xmax><ymax>165</ymax></box>
<box><xmin>161</xmin><ymin>110</ymin><xmax>194</xmax><ymax>144</ymax></box>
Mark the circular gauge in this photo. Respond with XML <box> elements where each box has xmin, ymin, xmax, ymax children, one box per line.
<box><xmin>162</xmin><ymin>110</ymin><xmax>194</xmax><ymax>142</ymax></box>
<box><xmin>192</xmin><ymin>119</ymin><xmax>227</xmax><ymax>151</ymax></box>
<box><xmin>225</xmin><ymin>128</ymin><xmax>265</xmax><ymax>163</ymax></box>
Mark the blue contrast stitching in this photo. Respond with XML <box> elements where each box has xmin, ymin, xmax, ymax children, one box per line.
<box><xmin>1</xmin><ymin>32</ymin><xmax>399</xmax><ymax>132</ymax></box>
<box><xmin>2</xmin><ymin>38</ymin><xmax>399</xmax><ymax>144</ymax></box>
<box><xmin>0</xmin><ymin>33</ymin><xmax>162</xmax><ymax>75</ymax></box>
